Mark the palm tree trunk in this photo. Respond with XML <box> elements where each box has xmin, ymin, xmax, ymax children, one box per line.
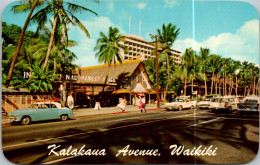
<box><xmin>236</xmin><ymin>75</ymin><xmax>238</xmax><ymax>96</ymax></box>
<box><xmin>229</xmin><ymin>75</ymin><xmax>233</xmax><ymax>95</ymax></box>
<box><xmin>253</xmin><ymin>76</ymin><xmax>256</xmax><ymax>95</ymax></box>
<box><xmin>43</xmin><ymin>14</ymin><xmax>58</xmax><ymax>71</ymax></box>
<box><xmin>184</xmin><ymin>77</ymin><xmax>187</xmax><ymax>96</ymax></box>
<box><xmin>204</xmin><ymin>71</ymin><xmax>207</xmax><ymax>96</ymax></box>
<box><xmin>211</xmin><ymin>71</ymin><xmax>214</xmax><ymax>94</ymax></box>
<box><xmin>219</xmin><ymin>74</ymin><xmax>222</xmax><ymax>95</ymax></box>
<box><xmin>100</xmin><ymin>66</ymin><xmax>111</xmax><ymax>101</ymax></box>
<box><xmin>224</xmin><ymin>71</ymin><xmax>227</xmax><ymax>95</ymax></box>
<box><xmin>256</xmin><ymin>77</ymin><xmax>259</xmax><ymax>95</ymax></box>
<box><xmin>215</xmin><ymin>73</ymin><xmax>218</xmax><ymax>94</ymax></box>
<box><xmin>54</xmin><ymin>58</ymin><xmax>57</xmax><ymax>74</ymax></box>
<box><xmin>164</xmin><ymin>53</ymin><xmax>170</xmax><ymax>101</ymax></box>
<box><xmin>192</xmin><ymin>78</ymin><xmax>194</xmax><ymax>99</ymax></box>
<box><xmin>5</xmin><ymin>0</ymin><xmax>40</xmax><ymax>88</ymax></box>
<box><xmin>222</xmin><ymin>75</ymin><xmax>225</xmax><ymax>95</ymax></box>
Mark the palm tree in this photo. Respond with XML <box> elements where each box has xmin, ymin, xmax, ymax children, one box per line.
<box><xmin>179</xmin><ymin>48</ymin><xmax>193</xmax><ymax>96</ymax></box>
<box><xmin>94</xmin><ymin>26</ymin><xmax>127</xmax><ymax>99</ymax></box>
<box><xmin>208</xmin><ymin>54</ymin><xmax>222</xmax><ymax>94</ymax></box>
<box><xmin>182</xmin><ymin>48</ymin><xmax>201</xmax><ymax>97</ymax></box>
<box><xmin>26</xmin><ymin>65</ymin><xmax>58</xmax><ymax>92</ymax></box>
<box><xmin>189</xmin><ymin>53</ymin><xmax>202</xmax><ymax>98</ymax></box>
<box><xmin>239</xmin><ymin>61</ymin><xmax>252</xmax><ymax>96</ymax></box>
<box><xmin>227</xmin><ymin>60</ymin><xmax>240</xmax><ymax>95</ymax></box>
<box><xmin>143</xmin><ymin>58</ymin><xmax>156</xmax><ymax>89</ymax></box>
<box><xmin>198</xmin><ymin>47</ymin><xmax>210</xmax><ymax>96</ymax></box>
<box><xmin>156</xmin><ymin>23</ymin><xmax>180</xmax><ymax>101</ymax></box>
<box><xmin>30</xmin><ymin>0</ymin><xmax>98</xmax><ymax>71</ymax></box>
<box><xmin>5</xmin><ymin>0</ymin><xmax>43</xmax><ymax>88</ymax></box>
<box><xmin>28</xmin><ymin>22</ymin><xmax>78</xmax><ymax>72</ymax></box>
<box><xmin>252</xmin><ymin>66</ymin><xmax>259</xmax><ymax>95</ymax></box>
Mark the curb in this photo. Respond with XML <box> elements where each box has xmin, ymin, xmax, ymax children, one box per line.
<box><xmin>2</xmin><ymin>107</ymin><xmax>166</xmax><ymax>125</ymax></box>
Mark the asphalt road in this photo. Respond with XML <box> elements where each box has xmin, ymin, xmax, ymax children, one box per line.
<box><xmin>2</xmin><ymin>109</ymin><xmax>259</xmax><ymax>164</ymax></box>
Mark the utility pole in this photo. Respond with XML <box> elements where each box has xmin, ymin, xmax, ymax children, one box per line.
<box><xmin>155</xmin><ymin>35</ymin><xmax>160</xmax><ymax>108</ymax></box>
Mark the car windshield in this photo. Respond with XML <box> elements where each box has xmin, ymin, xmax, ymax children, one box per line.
<box><xmin>245</xmin><ymin>99</ymin><xmax>258</xmax><ymax>103</ymax></box>
<box><xmin>29</xmin><ymin>104</ymin><xmax>38</xmax><ymax>109</ymax></box>
<box><xmin>213</xmin><ymin>98</ymin><xmax>224</xmax><ymax>102</ymax></box>
<box><xmin>173</xmin><ymin>99</ymin><xmax>184</xmax><ymax>102</ymax></box>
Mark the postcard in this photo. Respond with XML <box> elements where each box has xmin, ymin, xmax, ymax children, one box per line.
<box><xmin>1</xmin><ymin>0</ymin><xmax>259</xmax><ymax>164</ymax></box>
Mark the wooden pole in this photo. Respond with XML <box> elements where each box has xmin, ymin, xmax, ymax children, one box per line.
<box><xmin>155</xmin><ymin>35</ymin><xmax>159</xmax><ymax>108</ymax></box>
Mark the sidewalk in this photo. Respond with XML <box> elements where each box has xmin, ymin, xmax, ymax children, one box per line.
<box><xmin>1</xmin><ymin>104</ymin><xmax>164</xmax><ymax>125</ymax></box>
<box><xmin>73</xmin><ymin>104</ymin><xmax>159</xmax><ymax>117</ymax></box>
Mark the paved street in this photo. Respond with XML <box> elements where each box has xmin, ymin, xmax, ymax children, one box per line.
<box><xmin>2</xmin><ymin>108</ymin><xmax>259</xmax><ymax>164</ymax></box>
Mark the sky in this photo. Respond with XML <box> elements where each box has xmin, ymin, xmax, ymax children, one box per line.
<box><xmin>1</xmin><ymin>0</ymin><xmax>259</xmax><ymax>67</ymax></box>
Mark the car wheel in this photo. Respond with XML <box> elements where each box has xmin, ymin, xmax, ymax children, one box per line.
<box><xmin>21</xmin><ymin>116</ymin><xmax>31</xmax><ymax>125</ymax></box>
<box><xmin>191</xmin><ymin>105</ymin><xmax>194</xmax><ymax>110</ymax></box>
<box><xmin>178</xmin><ymin>106</ymin><xmax>183</xmax><ymax>111</ymax></box>
<box><xmin>60</xmin><ymin>114</ymin><xmax>68</xmax><ymax>121</ymax></box>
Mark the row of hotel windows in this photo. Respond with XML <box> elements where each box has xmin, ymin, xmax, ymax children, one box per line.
<box><xmin>127</xmin><ymin>50</ymin><xmax>153</xmax><ymax>55</ymax></box>
<box><xmin>123</xmin><ymin>55</ymin><xmax>155</xmax><ymax>60</ymax></box>
<box><xmin>124</xmin><ymin>41</ymin><xmax>153</xmax><ymax>50</ymax></box>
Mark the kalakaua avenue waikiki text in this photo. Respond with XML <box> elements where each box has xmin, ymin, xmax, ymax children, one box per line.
<box><xmin>47</xmin><ymin>144</ymin><xmax>218</xmax><ymax>157</ymax></box>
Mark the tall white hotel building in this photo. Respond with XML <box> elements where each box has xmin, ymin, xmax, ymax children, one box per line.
<box><xmin>119</xmin><ymin>35</ymin><xmax>182</xmax><ymax>64</ymax></box>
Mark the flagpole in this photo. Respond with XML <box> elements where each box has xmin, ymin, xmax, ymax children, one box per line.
<box><xmin>129</xmin><ymin>16</ymin><xmax>131</xmax><ymax>35</ymax></box>
<box><xmin>139</xmin><ymin>20</ymin><xmax>142</xmax><ymax>36</ymax></box>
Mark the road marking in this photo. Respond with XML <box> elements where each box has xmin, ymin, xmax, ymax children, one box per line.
<box><xmin>2</xmin><ymin>113</ymin><xmax>198</xmax><ymax>150</ymax></box>
<box><xmin>43</xmin><ymin>155</ymin><xmax>78</xmax><ymax>164</ymax></box>
<box><xmin>2</xmin><ymin>114</ymin><xmax>161</xmax><ymax>137</ymax></box>
<box><xmin>188</xmin><ymin>117</ymin><xmax>224</xmax><ymax>127</ymax></box>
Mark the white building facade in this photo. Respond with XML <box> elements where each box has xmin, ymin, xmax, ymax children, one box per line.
<box><xmin>119</xmin><ymin>35</ymin><xmax>182</xmax><ymax>64</ymax></box>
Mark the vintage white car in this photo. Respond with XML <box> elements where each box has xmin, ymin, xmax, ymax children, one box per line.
<box><xmin>8</xmin><ymin>102</ymin><xmax>73</xmax><ymax>125</ymax></box>
<box><xmin>197</xmin><ymin>98</ymin><xmax>212</xmax><ymax>109</ymax></box>
<box><xmin>210</xmin><ymin>96</ymin><xmax>239</xmax><ymax>112</ymax></box>
<box><xmin>163</xmin><ymin>98</ymin><xmax>196</xmax><ymax>111</ymax></box>
<box><xmin>237</xmin><ymin>96</ymin><xmax>259</xmax><ymax>113</ymax></box>
<box><xmin>197</xmin><ymin>94</ymin><xmax>220</xmax><ymax>109</ymax></box>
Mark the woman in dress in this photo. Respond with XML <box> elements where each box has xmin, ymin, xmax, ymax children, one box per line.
<box><xmin>117</xmin><ymin>98</ymin><xmax>125</xmax><ymax>112</ymax></box>
<box><xmin>138</xmin><ymin>96</ymin><xmax>143</xmax><ymax>113</ymax></box>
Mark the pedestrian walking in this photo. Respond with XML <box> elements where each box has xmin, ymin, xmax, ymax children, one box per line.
<box><xmin>141</xmin><ymin>96</ymin><xmax>146</xmax><ymax>113</ymax></box>
<box><xmin>138</xmin><ymin>96</ymin><xmax>143</xmax><ymax>113</ymax></box>
<box><xmin>132</xmin><ymin>97</ymin><xmax>135</xmax><ymax>106</ymax></box>
<box><xmin>117</xmin><ymin>98</ymin><xmax>125</xmax><ymax>112</ymax></box>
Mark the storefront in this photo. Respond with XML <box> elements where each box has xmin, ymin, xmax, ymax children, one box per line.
<box><xmin>70</xmin><ymin>60</ymin><xmax>154</xmax><ymax>108</ymax></box>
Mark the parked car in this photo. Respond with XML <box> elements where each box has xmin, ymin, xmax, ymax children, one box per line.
<box><xmin>7</xmin><ymin>102</ymin><xmax>73</xmax><ymax>125</ymax></box>
<box><xmin>197</xmin><ymin>98</ymin><xmax>212</xmax><ymax>109</ymax></box>
<box><xmin>196</xmin><ymin>94</ymin><xmax>220</xmax><ymax>109</ymax></box>
<box><xmin>237</xmin><ymin>96</ymin><xmax>259</xmax><ymax>113</ymax></box>
<box><xmin>164</xmin><ymin>98</ymin><xmax>195</xmax><ymax>111</ymax></box>
<box><xmin>237</xmin><ymin>96</ymin><xmax>245</xmax><ymax>102</ymax></box>
<box><xmin>210</xmin><ymin>96</ymin><xmax>239</xmax><ymax>112</ymax></box>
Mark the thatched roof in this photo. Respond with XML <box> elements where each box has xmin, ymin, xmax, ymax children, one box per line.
<box><xmin>76</xmin><ymin>60</ymin><xmax>142</xmax><ymax>85</ymax></box>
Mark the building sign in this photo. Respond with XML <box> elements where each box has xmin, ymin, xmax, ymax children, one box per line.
<box><xmin>23</xmin><ymin>72</ymin><xmax>116</xmax><ymax>83</ymax></box>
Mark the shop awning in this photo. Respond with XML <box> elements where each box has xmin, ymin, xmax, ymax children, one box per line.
<box><xmin>112</xmin><ymin>89</ymin><xmax>131</xmax><ymax>94</ymax></box>
<box><xmin>85</xmin><ymin>91</ymin><xmax>100</xmax><ymax>95</ymax></box>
